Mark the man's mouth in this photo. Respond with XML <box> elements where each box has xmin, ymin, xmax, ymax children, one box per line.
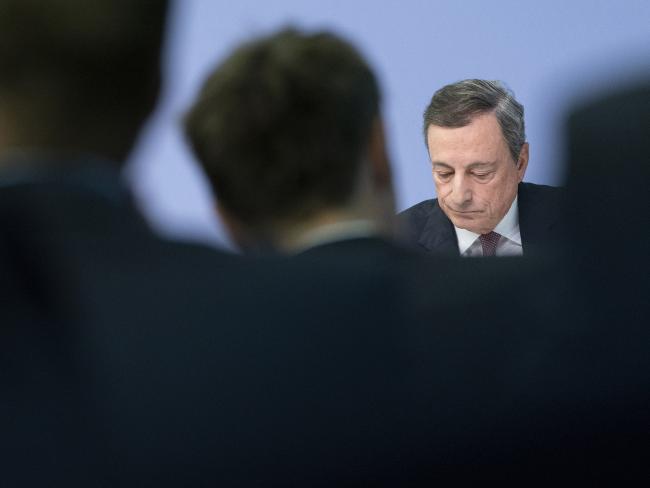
<box><xmin>447</xmin><ymin>208</ymin><xmax>481</xmax><ymax>215</ymax></box>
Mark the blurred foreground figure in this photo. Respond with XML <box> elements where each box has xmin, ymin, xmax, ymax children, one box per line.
<box><xmin>556</xmin><ymin>81</ymin><xmax>650</xmax><ymax>479</ymax></box>
<box><xmin>182</xmin><ymin>28</ymin><xmax>452</xmax><ymax>484</ymax></box>
<box><xmin>0</xmin><ymin>0</ymin><xmax>240</xmax><ymax>484</ymax></box>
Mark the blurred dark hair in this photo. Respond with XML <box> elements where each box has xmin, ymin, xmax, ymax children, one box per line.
<box><xmin>0</xmin><ymin>0</ymin><xmax>169</xmax><ymax>160</ymax></box>
<box><xmin>184</xmin><ymin>27</ymin><xmax>381</xmax><ymax>229</ymax></box>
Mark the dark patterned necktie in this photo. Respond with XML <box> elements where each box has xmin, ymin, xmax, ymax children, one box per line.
<box><xmin>479</xmin><ymin>231</ymin><xmax>501</xmax><ymax>257</ymax></box>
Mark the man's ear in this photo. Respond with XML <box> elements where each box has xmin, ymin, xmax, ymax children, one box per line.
<box><xmin>516</xmin><ymin>142</ymin><xmax>529</xmax><ymax>181</ymax></box>
<box><xmin>367</xmin><ymin>116</ymin><xmax>393</xmax><ymax>189</ymax></box>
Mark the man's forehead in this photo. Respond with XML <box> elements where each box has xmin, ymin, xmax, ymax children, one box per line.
<box><xmin>426</xmin><ymin>115</ymin><xmax>507</xmax><ymax>159</ymax></box>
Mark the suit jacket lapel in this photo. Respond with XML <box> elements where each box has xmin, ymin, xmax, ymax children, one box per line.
<box><xmin>418</xmin><ymin>200</ymin><xmax>459</xmax><ymax>256</ymax></box>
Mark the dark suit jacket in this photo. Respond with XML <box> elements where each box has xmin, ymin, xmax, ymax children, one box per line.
<box><xmin>1</xmin><ymin>213</ymin><xmax>101</xmax><ymax>486</ymax></box>
<box><xmin>559</xmin><ymin>81</ymin><xmax>650</xmax><ymax>468</ymax></box>
<box><xmin>289</xmin><ymin>230</ymin><xmax>649</xmax><ymax>484</ymax></box>
<box><xmin>284</xmin><ymin>236</ymin><xmax>579</xmax><ymax>483</ymax></box>
<box><xmin>398</xmin><ymin>182</ymin><xmax>563</xmax><ymax>256</ymax></box>
<box><xmin>0</xmin><ymin>156</ymin><xmax>249</xmax><ymax>486</ymax></box>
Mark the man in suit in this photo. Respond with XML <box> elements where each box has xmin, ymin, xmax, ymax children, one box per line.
<box><xmin>0</xmin><ymin>216</ymin><xmax>103</xmax><ymax>485</ymax></box>
<box><xmin>0</xmin><ymin>1</ymin><xmax>250</xmax><ymax>484</ymax></box>
<box><xmin>399</xmin><ymin>79</ymin><xmax>562</xmax><ymax>257</ymax></box>
<box><xmin>562</xmin><ymin>78</ymin><xmax>650</xmax><ymax>428</ymax></box>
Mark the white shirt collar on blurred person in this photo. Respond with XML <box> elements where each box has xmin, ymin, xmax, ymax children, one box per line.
<box><xmin>292</xmin><ymin>219</ymin><xmax>380</xmax><ymax>253</ymax></box>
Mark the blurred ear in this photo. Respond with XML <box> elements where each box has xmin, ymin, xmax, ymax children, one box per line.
<box><xmin>516</xmin><ymin>142</ymin><xmax>529</xmax><ymax>181</ymax></box>
<box><xmin>367</xmin><ymin>116</ymin><xmax>393</xmax><ymax>190</ymax></box>
<box><xmin>364</xmin><ymin>116</ymin><xmax>397</xmax><ymax>230</ymax></box>
<box><xmin>215</xmin><ymin>203</ymin><xmax>248</xmax><ymax>252</ymax></box>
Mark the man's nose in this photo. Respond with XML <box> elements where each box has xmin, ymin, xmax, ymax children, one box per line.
<box><xmin>449</xmin><ymin>175</ymin><xmax>472</xmax><ymax>207</ymax></box>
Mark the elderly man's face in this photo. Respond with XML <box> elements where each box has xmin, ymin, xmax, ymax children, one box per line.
<box><xmin>427</xmin><ymin>111</ymin><xmax>528</xmax><ymax>235</ymax></box>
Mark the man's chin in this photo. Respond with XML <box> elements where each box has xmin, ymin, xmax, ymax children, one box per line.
<box><xmin>441</xmin><ymin>206</ymin><xmax>494</xmax><ymax>233</ymax></box>
<box><xmin>449</xmin><ymin>216</ymin><xmax>492</xmax><ymax>235</ymax></box>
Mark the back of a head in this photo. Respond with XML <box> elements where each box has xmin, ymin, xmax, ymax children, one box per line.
<box><xmin>423</xmin><ymin>79</ymin><xmax>526</xmax><ymax>162</ymax></box>
<box><xmin>185</xmin><ymin>28</ymin><xmax>381</xmax><ymax>235</ymax></box>
<box><xmin>0</xmin><ymin>0</ymin><xmax>169</xmax><ymax>161</ymax></box>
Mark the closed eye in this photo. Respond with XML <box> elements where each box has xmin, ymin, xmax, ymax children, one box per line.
<box><xmin>435</xmin><ymin>171</ymin><xmax>453</xmax><ymax>181</ymax></box>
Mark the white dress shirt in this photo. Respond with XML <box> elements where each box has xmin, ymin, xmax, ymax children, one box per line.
<box><xmin>454</xmin><ymin>197</ymin><xmax>523</xmax><ymax>257</ymax></box>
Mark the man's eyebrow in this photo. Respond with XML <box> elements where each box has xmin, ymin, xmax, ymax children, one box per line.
<box><xmin>431</xmin><ymin>162</ymin><xmax>453</xmax><ymax>170</ymax></box>
<box><xmin>466</xmin><ymin>161</ymin><xmax>497</xmax><ymax>170</ymax></box>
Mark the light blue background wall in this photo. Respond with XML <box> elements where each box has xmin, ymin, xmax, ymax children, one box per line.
<box><xmin>126</xmin><ymin>0</ymin><xmax>650</xmax><ymax>248</ymax></box>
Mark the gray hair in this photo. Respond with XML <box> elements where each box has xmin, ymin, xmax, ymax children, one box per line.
<box><xmin>422</xmin><ymin>79</ymin><xmax>526</xmax><ymax>162</ymax></box>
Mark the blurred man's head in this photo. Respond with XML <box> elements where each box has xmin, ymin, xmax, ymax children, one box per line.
<box><xmin>423</xmin><ymin>79</ymin><xmax>528</xmax><ymax>235</ymax></box>
<box><xmin>185</xmin><ymin>28</ymin><xmax>394</xmax><ymax>252</ymax></box>
<box><xmin>0</xmin><ymin>0</ymin><xmax>169</xmax><ymax>162</ymax></box>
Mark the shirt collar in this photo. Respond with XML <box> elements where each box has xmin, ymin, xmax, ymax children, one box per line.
<box><xmin>292</xmin><ymin>219</ymin><xmax>379</xmax><ymax>254</ymax></box>
<box><xmin>454</xmin><ymin>196</ymin><xmax>521</xmax><ymax>254</ymax></box>
<box><xmin>493</xmin><ymin>195</ymin><xmax>521</xmax><ymax>244</ymax></box>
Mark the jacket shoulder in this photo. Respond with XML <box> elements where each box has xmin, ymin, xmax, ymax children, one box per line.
<box><xmin>397</xmin><ymin>199</ymin><xmax>438</xmax><ymax>238</ymax></box>
<box><xmin>519</xmin><ymin>181</ymin><xmax>564</xmax><ymax>201</ymax></box>
<box><xmin>398</xmin><ymin>198</ymin><xmax>438</xmax><ymax>222</ymax></box>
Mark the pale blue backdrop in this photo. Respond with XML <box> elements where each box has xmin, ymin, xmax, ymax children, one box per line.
<box><xmin>125</xmin><ymin>0</ymin><xmax>650</xmax><ymax>248</ymax></box>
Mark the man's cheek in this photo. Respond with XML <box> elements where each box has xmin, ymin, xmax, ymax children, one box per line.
<box><xmin>436</xmin><ymin>182</ymin><xmax>451</xmax><ymax>198</ymax></box>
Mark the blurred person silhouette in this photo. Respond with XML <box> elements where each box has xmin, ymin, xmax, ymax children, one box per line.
<box><xmin>548</xmin><ymin>79</ymin><xmax>650</xmax><ymax>480</ymax></box>
<box><xmin>0</xmin><ymin>216</ymin><xmax>101</xmax><ymax>485</ymax></box>
<box><xmin>181</xmin><ymin>28</ymin><xmax>445</xmax><ymax>485</ymax></box>
<box><xmin>0</xmin><ymin>0</ymin><xmax>244</xmax><ymax>484</ymax></box>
